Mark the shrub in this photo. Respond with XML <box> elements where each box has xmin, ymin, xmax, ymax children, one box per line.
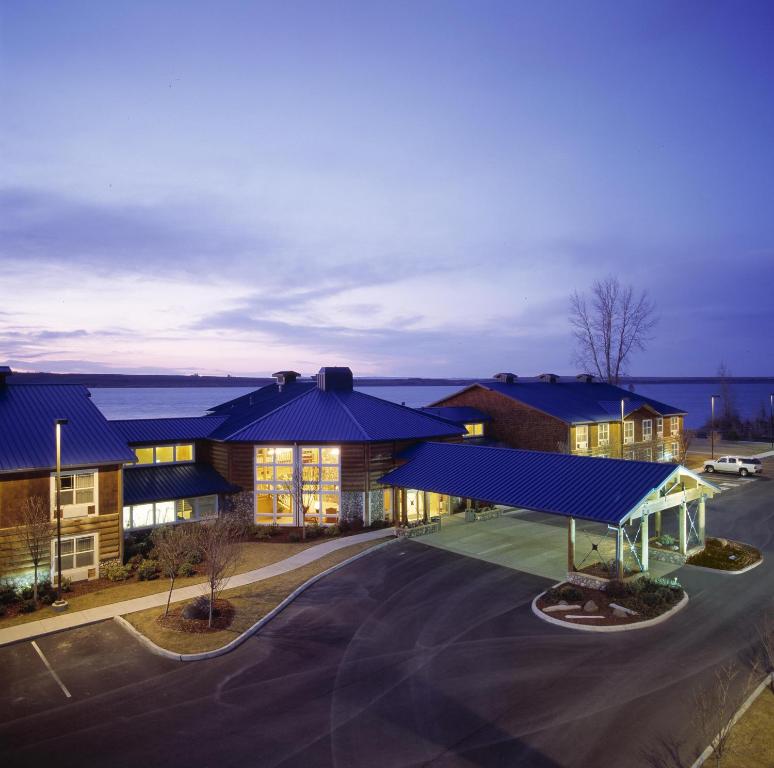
<box><xmin>606</xmin><ymin>580</ymin><xmax>634</xmax><ymax>599</ymax></box>
<box><xmin>20</xmin><ymin>585</ymin><xmax>34</xmax><ymax>600</ymax></box>
<box><xmin>323</xmin><ymin>525</ymin><xmax>340</xmax><ymax>537</ymax></box>
<box><xmin>0</xmin><ymin>581</ymin><xmax>19</xmax><ymax>605</ymax></box>
<box><xmin>137</xmin><ymin>559</ymin><xmax>160</xmax><ymax>581</ymax></box>
<box><xmin>100</xmin><ymin>559</ymin><xmax>132</xmax><ymax>582</ymax></box>
<box><xmin>641</xmin><ymin>591</ymin><xmax>663</xmax><ymax>608</ymax></box>
<box><xmin>61</xmin><ymin>577</ymin><xmax>72</xmax><ymax>593</ymax></box>
<box><xmin>338</xmin><ymin>518</ymin><xmax>351</xmax><ymax>533</ymax></box>
<box><xmin>304</xmin><ymin>523</ymin><xmax>323</xmax><ymax>540</ymax></box>
<box><xmin>19</xmin><ymin>599</ymin><xmax>37</xmax><ymax>614</ymax></box>
<box><xmin>349</xmin><ymin>516</ymin><xmax>364</xmax><ymax>532</ymax></box>
<box><xmin>658</xmin><ymin>534</ymin><xmax>676</xmax><ymax>548</ymax></box>
<box><xmin>558</xmin><ymin>585</ymin><xmax>584</xmax><ymax>602</ymax></box>
<box><xmin>181</xmin><ymin>595</ymin><xmax>221</xmax><ymax>621</ymax></box>
<box><xmin>184</xmin><ymin>548</ymin><xmax>204</xmax><ymax>565</ymax></box>
<box><xmin>177</xmin><ymin>561</ymin><xmax>196</xmax><ymax>577</ymax></box>
<box><xmin>288</xmin><ymin>532</ymin><xmax>301</xmax><ymax>543</ymax></box>
<box><xmin>368</xmin><ymin>519</ymin><xmax>390</xmax><ymax>530</ymax></box>
<box><xmin>124</xmin><ymin>530</ymin><xmax>154</xmax><ymax>563</ymax></box>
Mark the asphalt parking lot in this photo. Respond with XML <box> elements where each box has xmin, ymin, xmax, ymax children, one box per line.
<box><xmin>1</xmin><ymin>460</ymin><xmax>772</xmax><ymax>768</ymax></box>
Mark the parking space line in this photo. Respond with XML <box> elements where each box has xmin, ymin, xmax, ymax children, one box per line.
<box><xmin>31</xmin><ymin>640</ymin><xmax>72</xmax><ymax>699</ymax></box>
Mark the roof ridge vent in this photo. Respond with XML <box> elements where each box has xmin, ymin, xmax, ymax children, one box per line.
<box><xmin>272</xmin><ymin>370</ymin><xmax>300</xmax><ymax>392</ymax></box>
<box><xmin>576</xmin><ymin>373</ymin><xmax>595</xmax><ymax>383</ymax></box>
<box><xmin>493</xmin><ymin>372</ymin><xmax>517</xmax><ymax>383</ymax></box>
<box><xmin>538</xmin><ymin>373</ymin><xmax>559</xmax><ymax>383</ymax></box>
<box><xmin>317</xmin><ymin>366</ymin><xmax>353</xmax><ymax>392</ymax></box>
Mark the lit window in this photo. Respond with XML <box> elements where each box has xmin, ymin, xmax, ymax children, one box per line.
<box><xmin>656</xmin><ymin>418</ymin><xmax>664</xmax><ymax>438</ymax></box>
<box><xmin>52</xmin><ymin>535</ymin><xmax>96</xmax><ymax>572</ymax></box>
<box><xmin>134</xmin><ymin>447</ymin><xmax>154</xmax><ymax>464</ymax></box>
<box><xmin>122</xmin><ymin>496</ymin><xmax>218</xmax><ymax>529</ymax></box>
<box><xmin>55</xmin><ymin>471</ymin><xmax>96</xmax><ymax>513</ymax></box>
<box><xmin>175</xmin><ymin>444</ymin><xmax>193</xmax><ymax>462</ymax></box>
<box><xmin>670</xmin><ymin>417</ymin><xmax>679</xmax><ymax>436</ymax></box>
<box><xmin>155</xmin><ymin>446</ymin><xmax>174</xmax><ymax>463</ymax></box>
<box><xmin>624</xmin><ymin>421</ymin><xmax>635</xmax><ymax>444</ymax></box>
<box><xmin>464</xmin><ymin>423</ymin><xmax>483</xmax><ymax>437</ymax></box>
<box><xmin>598</xmin><ymin>423</ymin><xmax>609</xmax><ymax>446</ymax></box>
<box><xmin>643</xmin><ymin>419</ymin><xmax>652</xmax><ymax>441</ymax></box>
<box><xmin>575</xmin><ymin>425</ymin><xmax>589</xmax><ymax>450</ymax></box>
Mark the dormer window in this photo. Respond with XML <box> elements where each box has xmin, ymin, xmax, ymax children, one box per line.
<box><xmin>132</xmin><ymin>444</ymin><xmax>195</xmax><ymax>465</ymax></box>
<box><xmin>464</xmin><ymin>423</ymin><xmax>484</xmax><ymax>438</ymax></box>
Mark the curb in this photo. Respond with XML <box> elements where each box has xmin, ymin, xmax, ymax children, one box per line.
<box><xmin>115</xmin><ymin>537</ymin><xmax>398</xmax><ymax>662</ymax></box>
<box><xmin>531</xmin><ymin>589</ymin><xmax>689</xmax><ymax>633</ymax></box>
<box><xmin>686</xmin><ymin>555</ymin><xmax>763</xmax><ymax>576</ymax></box>
<box><xmin>689</xmin><ymin>672</ymin><xmax>774</xmax><ymax>768</ymax></box>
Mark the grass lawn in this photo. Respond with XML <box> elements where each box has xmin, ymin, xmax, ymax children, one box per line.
<box><xmin>123</xmin><ymin>539</ymin><xmax>383</xmax><ymax>654</ymax></box>
<box><xmin>0</xmin><ymin>537</ymin><xmax>348</xmax><ymax>629</ymax></box>
<box><xmin>721</xmin><ymin>685</ymin><xmax>774</xmax><ymax>767</ymax></box>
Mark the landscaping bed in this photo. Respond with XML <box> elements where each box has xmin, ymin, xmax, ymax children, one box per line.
<box><xmin>687</xmin><ymin>537</ymin><xmax>761</xmax><ymax>571</ymax></box>
<box><xmin>156</xmin><ymin>598</ymin><xmax>235</xmax><ymax>633</ymax></box>
<box><xmin>536</xmin><ymin>578</ymin><xmax>685</xmax><ymax>628</ymax></box>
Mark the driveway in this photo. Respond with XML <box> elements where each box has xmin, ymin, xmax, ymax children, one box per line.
<box><xmin>1</xmin><ymin>464</ymin><xmax>772</xmax><ymax>768</ymax></box>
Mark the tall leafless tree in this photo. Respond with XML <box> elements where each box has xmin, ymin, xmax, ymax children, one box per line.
<box><xmin>151</xmin><ymin>524</ymin><xmax>196</xmax><ymax>618</ymax></box>
<box><xmin>570</xmin><ymin>276</ymin><xmax>657</xmax><ymax>384</ymax></box>
<box><xmin>196</xmin><ymin>517</ymin><xmax>241</xmax><ymax>628</ymax></box>
<box><xmin>757</xmin><ymin>611</ymin><xmax>774</xmax><ymax>692</ymax></box>
<box><xmin>19</xmin><ymin>496</ymin><xmax>53</xmax><ymax>605</ymax></box>
<box><xmin>280</xmin><ymin>464</ymin><xmax>323</xmax><ymax>540</ymax></box>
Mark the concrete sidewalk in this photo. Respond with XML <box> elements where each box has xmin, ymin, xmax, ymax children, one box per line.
<box><xmin>0</xmin><ymin>528</ymin><xmax>394</xmax><ymax>647</ymax></box>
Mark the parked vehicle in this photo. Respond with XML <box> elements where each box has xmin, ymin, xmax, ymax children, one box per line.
<box><xmin>703</xmin><ymin>456</ymin><xmax>763</xmax><ymax>477</ymax></box>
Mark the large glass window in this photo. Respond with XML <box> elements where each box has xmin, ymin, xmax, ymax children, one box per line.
<box><xmin>255</xmin><ymin>445</ymin><xmax>341</xmax><ymax>526</ymax></box>
<box><xmin>123</xmin><ymin>496</ymin><xmax>217</xmax><ymax>529</ymax></box>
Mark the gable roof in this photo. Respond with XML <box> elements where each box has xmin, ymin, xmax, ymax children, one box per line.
<box><xmin>109</xmin><ymin>415</ymin><xmax>228</xmax><ymax>444</ymax></box>
<box><xmin>123</xmin><ymin>463</ymin><xmax>238</xmax><ymax>505</ymax></box>
<box><xmin>417</xmin><ymin>406</ymin><xmax>492</xmax><ymax>425</ymax></box>
<box><xmin>0</xmin><ymin>384</ymin><xmax>135</xmax><ymax>473</ymax></box>
<box><xmin>434</xmin><ymin>379</ymin><xmax>685</xmax><ymax>424</ymax></box>
<box><xmin>380</xmin><ymin>441</ymin><xmax>704</xmax><ymax>526</ymax></box>
<box><xmin>208</xmin><ymin>384</ymin><xmax>465</xmax><ymax>443</ymax></box>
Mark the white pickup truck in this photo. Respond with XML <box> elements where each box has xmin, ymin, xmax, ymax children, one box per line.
<box><xmin>703</xmin><ymin>456</ymin><xmax>763</xmax><ymax>477</ymax></box>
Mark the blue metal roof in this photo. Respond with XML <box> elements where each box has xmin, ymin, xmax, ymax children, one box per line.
<box><xmin>418</xmin><ymin>406</ymin><xmax>492</xmax><ymax>425</ymax></box>
<box><xmin>379</xmin><ymin>442</ymin><xmax>681</xmax><ymax>525</ymax></box>
<box><xmin>109</xmin><ymin>415</ymin><xmax>227</xmax><ymax>444</ymax></box>
<box><xmin>207</xmin><ymin>380</ymin><xmax>316</xmax><ymax>416</ymax></box>
<box><xmin>122</xmin><ymin>463</ymin><xmax>239</xmax><ymax>505</ymax></box>
<box><xmin>440</xmin><ymin>380</ymin><xmax>685</xmax><ymax>424</ymax></box>
<box><xmin>0</xmin><ymin>384</ymin><xmax>135</xmax><ymax>473</ymax></box>
<box><xmin>213</xmin><ymin>385</ymin><xmax>465</xmax><ymax>443</ymax></box>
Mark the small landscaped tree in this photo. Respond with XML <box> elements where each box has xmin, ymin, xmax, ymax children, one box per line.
<box><xmin>196</xmin><ymin>517</ymin><xmax>241</xmax><ymax>628</ymax></box>
<box><xmin>151</xmin><ymin>524</ymin><xmax>197</xmax><ymax>618</ymax></box>
<box><xmin>19</xmin><ymin>496</ymin><xmax>53</xmax><ymax>605</ymax></box>
<box><xmin>280</xmin><ymin>466</ymin><xmax>323</xmax><ymax>540</ymax></box>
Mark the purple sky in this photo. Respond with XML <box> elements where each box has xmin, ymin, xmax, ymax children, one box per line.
<box><xmin>2</xmin><ymin>1</ymin><xmax>773</xmax><ymax>377</ymax></box>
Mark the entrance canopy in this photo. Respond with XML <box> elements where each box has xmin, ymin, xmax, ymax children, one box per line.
<box><xmin>380</xmin><ymin>442</ymin><xmax>718</xmax><ymax>526</ymax></box>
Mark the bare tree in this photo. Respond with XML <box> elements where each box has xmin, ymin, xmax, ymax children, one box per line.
<box><xmin>674</xmin><ymin>429</ymin><xmax>695</xmax><ymax>465</ymax></box>
<box><xmin>151</xmin><ymin>524</ymin><xmax>196</xmax><ymax>618</ymax></box>
<box><xmin>196</xmin><ymin>517</ymin><xmax>240</xmax><ymax>628</ymax></box>
<box><xmin>691</xmin><ymin>660</ymin><xmax>760</xmax><ymax>767</ymax></box>
<box><xmin>280</xmin><ymin>465</ymin><xmax>323</xmax><ymax>540</ymax></box>
<box><xmin>19</xmin><ymin>496</ymin><xmax>53</xmax><ymax>605</ymax></box>
<box><xmin>757</xmin><ymin>611</ymin><xmax>774</xmax><ymax>692</ymax></box>
<box><xmin>570</xmin><ymin>276</ymin><xmax>657</xmax><ymax>384</ymax></box>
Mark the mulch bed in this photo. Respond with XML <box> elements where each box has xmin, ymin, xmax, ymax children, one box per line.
<box><xmin>155</xmin><ymin>599</ymin><xmax>235</xmax><ymax>633</ymax></box>
<box><xmin>536</xmin><ymin>582</ymin><xmax>682</xmax><ymax>627</ymax></box>
<box><xmin>687</xmin><ymin>537</ymin><xmax>761</xmax><ymax>571</ymax></box>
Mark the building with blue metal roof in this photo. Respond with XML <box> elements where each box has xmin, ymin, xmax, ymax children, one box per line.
<box><xmin>430</xmin><ymin>372</ymin><xmax>688</xmax><ymax>463</ymax></box>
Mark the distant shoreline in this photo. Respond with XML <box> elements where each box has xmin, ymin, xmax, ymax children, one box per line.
<box><xmin>8</xmin><ymin>372</ymin><xmax>774</xmax><ymax>388</ymax></box>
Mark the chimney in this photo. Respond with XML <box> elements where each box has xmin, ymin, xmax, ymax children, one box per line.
<box><xmin>316</xmin><ymin>366</ymin><xmax>353</xmax><ymax>391</ymax></box>
<box><xmin>576</xmin><ymin>373</ymin><xmax>595</xmax><ymax>383</ymax></box>
<box><xmin>272</xmin><ymin>370</ymin><xmax>300</xmax><ymax>392</ymax></box>
<box><xmin>538</xmin><ymin>373</ymin><xmax>559</xmax><ymax>383</ymax></box>
<box><xmin>0</xmin><ymin>366</ymin><xmax>11</xmax><ymax>387</ymax></box>
<box><xmin>493</xmin><ymin>372</ymin><xmax>517</xmax><ymax>384</ymax></box>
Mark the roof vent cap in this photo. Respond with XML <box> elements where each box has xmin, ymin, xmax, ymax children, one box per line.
<box><xmin>272</xmin><ymin>370</ymin><xmax>300</xmax><ymax>391</ymax></box>
<box><xmin>576</xmin><ymin>373</ymin><xmax>595</xmax><ymax>383</ymax></box>
<box><xmin>0</xmin><ymin>366</ymin><xmax>11</xmax><ymax>388</ymax></box>
<box><xmin>493</xmin><ymin>372</ymin><xmax>517</xmax><ymax>384</ymax></box>
<box><xmin>316</xmin><ymin>367</ymin><xmax>353</xmax><ymax>392</ymax></box>
<box><xmin>538</xmin><ymin>373</ymin><xmax>559</xmax><ymax>384</ymax></box>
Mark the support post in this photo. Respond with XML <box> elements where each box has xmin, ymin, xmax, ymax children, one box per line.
<box><xmin>567</xmin><ymin>516</ymin><xmax>576</xmax><ymax>572</ymax></box>
<box><xmin>400</xmin><ymin>489</ymin><xmax>408</xmax><ymax>526</ymax></box>
<box><xmin>698</xmin><ymin>496</ymin><xmax>706</xmax><ymax>546</ymax></box>
<box><xmin>654</xmin><ymin>510</ymin><xmax>662</xmax><ymax>538</ymax></box>
<box><xmin>678</xmin><ymin>501</ymin><xmax>688</xmax><ymax>555</ymax></box>
<box><xmin>641</xmin><ymin>512</ymin><xmax>649</xmax><ymax>573</ymax></box>
<box><xmin>422</xmin><ymin>491</ymin><xmax>430</xmax><ymax>524</ymax></box>
<box><xmin>615</xmin><ymin>526</ymin><xmax>624</xmax><ymax>580</ymax></box>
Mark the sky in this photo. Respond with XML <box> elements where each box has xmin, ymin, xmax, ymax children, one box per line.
<box><xmin>1</xmin><ymin>1</ymin><xmax>774</xmax><ymax>378</ymax></box>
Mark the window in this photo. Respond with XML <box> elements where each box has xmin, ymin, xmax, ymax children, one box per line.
<box><xmin>122</xmin><ymin>496</ymin><xmax>217</xmax><ymax>529</ymax></box>
<box><xmin>644</xmin><ymin>448</ymin><xmax>653</xmax><ymax>462</ymax></box>
<box><xmin>575</xmin><ymin>425</ymin><xmax>588</xmax><ymax>450</ymax></box>
<box><xmin>51</xmin><ymin>470</ymin><xmax>97</xmax><ymax>518</ymax></box>
<box><xmin>624</xmin><ymin>421</ymin><xmax>634</xmax><ymax>444</ymax></box>
<box><xmin>52</xmin><ymin>534</ymin><xmax>96</xmax><ymax>573</ymax></box>
<box><xmin>656</xmin><ymin>418</ymin><xmax>664</xmax><ymax>438</ymax></box>
<box><xmin>597</xmin><ymin>423</ymin><xmax>609</xmax><ymax>447</ymax></box>
<box><xmin>132</xmin><ymin>444</ymin><xmax>195</xmax><ymax>465</ymax></box>
<box><xmin>643</xmin><ymin>419</ymin><xmax>652</xmax><ymax>441</ymax></box>
<box><xmin>670</xmin><ymin>417</ymin><xmax>680</xmax><ymax>436</ymax></box>
<box><xmin>255</xmin><ymin>445</ymin><xmax>341</xmax><ymax>526</ymax></box>
<box><xmin>464</xmin><ymin>423</ymin><xmax>483</xmax><ymax>437</ymax></box>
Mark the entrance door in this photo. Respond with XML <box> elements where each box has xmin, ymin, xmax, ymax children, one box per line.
<box><xmin>406</xmin><ymin>490</ymin><xmax>425</xmax><ymax>523</ymax></box>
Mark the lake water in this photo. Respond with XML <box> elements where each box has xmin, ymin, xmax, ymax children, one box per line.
<box><xmin>89</xmin><ymin>381</ymin><xmax>774</xmax><ymax>429</ymax></box>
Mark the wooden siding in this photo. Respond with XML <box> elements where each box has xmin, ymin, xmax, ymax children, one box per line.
<box><xmin>434</xmin><ymin>387</ymin><xmax>569</xmax><ymax>452</ymax></box>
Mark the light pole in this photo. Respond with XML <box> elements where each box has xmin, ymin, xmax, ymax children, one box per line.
<box><xmin>620</xmin><ymin>398</ymin><xmax>628</xmax><ymax>459</ymax></box>
<box><xmin>53</xmin><ymin>418</ymin><xmax>69</xmax><ymax>610</ymax></box>
<box><xmin>710</xmin><ymin>395</ymin><xmax>720</xmax><ymax>460</ymax></box>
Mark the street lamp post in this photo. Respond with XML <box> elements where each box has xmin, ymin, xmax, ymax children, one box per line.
<box><xmin>620</xmin><ymin>398</ymin><xmax>627</xmax><ymax>460</ymax></box>
<box><xmin>52</xmin><ymin>418</ymin><xmax>69</xmax><ymax>611</ymax></box>
<box><xmin>710</xmin><ymin>395</ymin><xmax>720</xmax><ymax>460</ymax></box>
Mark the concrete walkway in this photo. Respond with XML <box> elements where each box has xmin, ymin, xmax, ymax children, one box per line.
<box><xmin>0</xmin><ymin>528</ymin><xmax>394</xmax><ymax>647</ymax></box>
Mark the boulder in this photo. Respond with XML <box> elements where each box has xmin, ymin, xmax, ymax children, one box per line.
<box><xmin>612</xmin><ymin>608</ymin><xmax>628</xmax><ymax>619</ymax></box>
<box><xmin>583</xmin><ymin>600</ymin><xmax>599</xmax><ymax>613</ymax></box>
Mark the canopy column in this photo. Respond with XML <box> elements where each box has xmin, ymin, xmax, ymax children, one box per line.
<box><xmin>679</xmin><ymin>501</ymin><xmax>688</xmax><ymax>555</ymax></box>
<box><xmin>567</xmin><ymin>516</ymin><xmax>576</xmax><ymax>572</ymax></box>
<box><xmin>400</xmin><ymin>488</ymin><xmax>408</xmax><ymax>526</ymax></box>
<box><xmin>654</xmin><ymin>510</ymin><xmax>662</xmax><ymax>538</ymax></box>
<box><xmin>641</xmin><ymin>512</ymin><xmax>649</xmax><ymax>573</ymax></box>
<box><xmin>615</xmin><ymin>526</ymin><xmax>624</xmax><ymax>579</ymax></box>
<box><xmin>390</xmin><ymin>487</ymin><xmax>397</xmax><ymax>526</ymax></box>
<box><xmin>698</xmin><ymin>496</ymin><xmax>706</xmax><ymax>545</ymax></box>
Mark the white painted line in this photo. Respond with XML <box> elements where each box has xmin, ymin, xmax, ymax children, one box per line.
<box><xmin>31</xmin><ymin>640</ymin><xmax>71</xmax><ymax>699</ymax></box>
